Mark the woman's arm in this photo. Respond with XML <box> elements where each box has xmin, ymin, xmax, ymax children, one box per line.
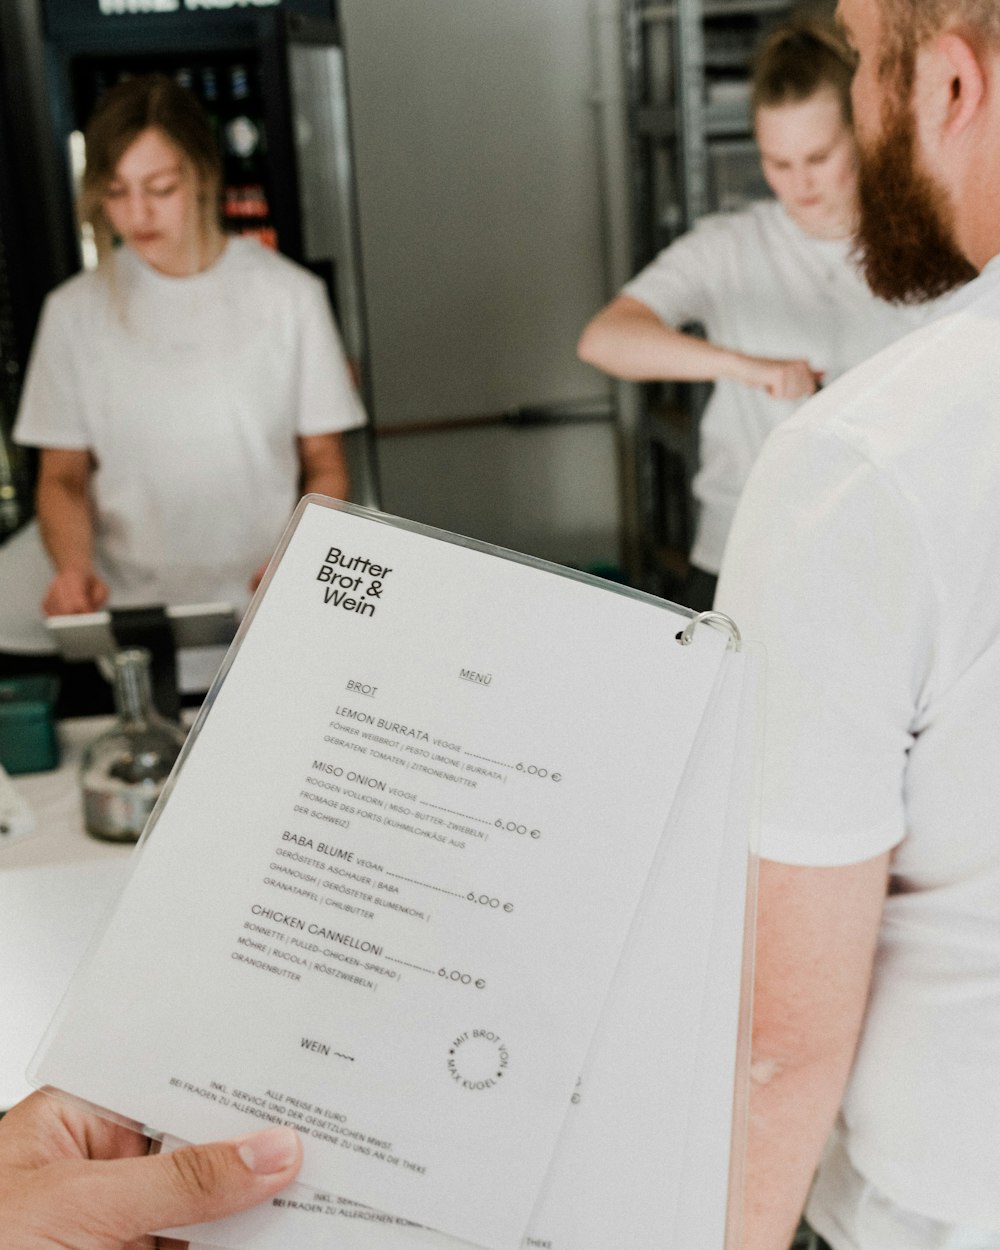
<box><xmin>743</xmin><ymin>853</ymin><xmax>890</xmax><ymax>1250</ymax></box>
<box><xmin>248</xmin><ymin>432</ymin><xmax>352</xmax><ymax>593</ymax></box>
<box><xmin>577</xmin><ymin>295</ymin><xmax>822</xmax><ymax>399</ymax></box>
<box><xmin>298</xmin><ymin>431</ymin><xmax>351</xmax><ymax>503</ymax></box>
<box><xmin>35</xmin><ymin>448</ymin><xmax>109</xmax><ymax>615</ymax></box>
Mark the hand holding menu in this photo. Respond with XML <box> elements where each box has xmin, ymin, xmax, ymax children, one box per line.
<box><xmin>31</xmin><ymin>499</ymin><xmax>742</xmax><ymax>1250</ymax></box>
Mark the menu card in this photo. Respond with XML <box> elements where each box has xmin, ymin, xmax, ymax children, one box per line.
<box><xmin>171</xmin><ymin>640</ymin><xmax>758</xmax><ymax>1250</ymax></box>
<box><xmin>31</xmin><ymin>498</ymin><xmax>738</xmax><ymax>1250</ymax></box>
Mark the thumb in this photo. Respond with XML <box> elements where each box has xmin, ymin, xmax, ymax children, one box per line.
<box><xmin>83</xmin><ymin>1126</ymin><xmax>303</xmax><ymax>1241</ymax></box>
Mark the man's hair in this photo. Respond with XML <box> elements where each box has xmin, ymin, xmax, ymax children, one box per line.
<box><xmin>751</xmin><ymin>13</ymin><xmax>857</xmax><ymax>124</ymax></box>
<box><xmin>79</xmin><ymin>74</ymin><xmax>222</xmax><ymax>262</ymax></box>
<box><xmin>880</xmin><ymin>1</ymin><xmax>1000</xmax><ymax>88</ymax></box>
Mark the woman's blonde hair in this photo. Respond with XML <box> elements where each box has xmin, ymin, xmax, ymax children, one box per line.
<box><xmin>78</xmin><ymin>73</ymin><xmax>222</xmax><ymax>262</ymax></box>
<box><xmin>751</xmin><ymin>13</ymin><xmax>857</xmax><ymax>125</ymax></box>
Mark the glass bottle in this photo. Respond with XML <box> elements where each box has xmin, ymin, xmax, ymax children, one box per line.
<box><xmin>81</xmin><ymin>648</ymin><xmax>187</xmax><ymax>843</ymax></box>
<box><xmin>221</xmin><ymin>61</ymin><xmax>276</xmax><ymax>248</ymax></box>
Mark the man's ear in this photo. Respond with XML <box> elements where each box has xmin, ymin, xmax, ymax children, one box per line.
<box><xmin>935</xmin><ymin>31</ymin><xmax>986</xmax><ymax>135</ymax></box>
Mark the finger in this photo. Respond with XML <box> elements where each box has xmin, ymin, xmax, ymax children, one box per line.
<box><xmin>90</xmin><ymin>578</ymin><xmax>111</xmax><ymax>610</ymax></box>
<box><xmin>0</xmin><ymin>1092</ymin><xmax>146</xmax><ymax>1175</ymax></box>
<box><xmin>81</xmin><ymin>1126</ymin><xmax>303</xmax><ymax>1241</ymax></box>
<box><xmin>43</xmin><ymin>579</ymin><xmax>89</xmax><ymax>616</ymax></box>
<box><xmin>41</xmin><ymin>587</ymin><xmax>68</xmax><ymax>616</ymax></box>
<box><xmin>44</xmin><ymin>594</ymin><xmax>83</xmax><ymax>616</ymax></box>
<box><xmin>788</xmin><ymin>372</ymin><xmax>817</xmax><ymax>399</ymax></box>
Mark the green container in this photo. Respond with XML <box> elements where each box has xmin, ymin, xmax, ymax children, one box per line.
<box><xmin>0</xmin><ymin>675</ymin><xmax>60</xmax><ymax>775</ymax></box>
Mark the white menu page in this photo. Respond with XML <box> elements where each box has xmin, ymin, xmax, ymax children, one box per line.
<box><xmin>31</xmin><ymin>499</ymin><xmax>728</xmax><ymax>1250</ymax></box>
<box><xmin>172</xmin><ymin>644</ymin><xmax>758</xmax><ymax>1250</ymax></box>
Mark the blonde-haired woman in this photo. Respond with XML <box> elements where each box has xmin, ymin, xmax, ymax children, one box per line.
<box><xmin>578</xmin><ymin>15</ymin><xmax>932</xmax><ymax>611</ymax></box>
<box><xmin>14</xmin><ymin>74</ymin><xmax>365</xmax><ymax>620</ymax></box>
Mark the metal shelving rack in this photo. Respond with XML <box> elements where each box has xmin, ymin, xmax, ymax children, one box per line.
<box><xmin>0</xmin><ymin>230</ymin><xmax>27</xmax><ymax>540</ymax></box>
<box><xmin>0</xmin><ymin>119</ymin><xmax>34</xmax><ymax>542</ymax></box>
<box><xmin>619</xmin><ymin>15</ymin><xmax>830</xmax><ymax>1245</ymax></box>
<box><xmin>621</xmin><ymin>0</ymin><xmax>801</xmax><ymax>597</ymax></box>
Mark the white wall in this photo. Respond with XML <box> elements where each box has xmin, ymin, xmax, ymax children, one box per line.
<box><xmin>340</xmin><ymin>0</ymin><xmax>626</xmax><ymax>569</ymax></box>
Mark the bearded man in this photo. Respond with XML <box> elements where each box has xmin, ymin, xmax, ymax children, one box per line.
<box><xmin>715</xmin><ymin>2</ymin><xmax>1000</xmax><ymax>1247</ymax></box>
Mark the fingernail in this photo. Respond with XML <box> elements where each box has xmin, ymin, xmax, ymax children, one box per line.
<box><xmin>237</xmin><ymin>1126</ymin><xmax>300</xmax><ymax>1174</ymax></box>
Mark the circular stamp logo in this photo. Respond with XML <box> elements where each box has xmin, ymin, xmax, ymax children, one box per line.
<box><xmin>447</xmin><ymin>1029</ymin><xmax>509</xmax><ymax>1091</ymax></box>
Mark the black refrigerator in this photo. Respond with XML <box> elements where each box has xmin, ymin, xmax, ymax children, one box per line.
<box><xmin>36</xmin><ymin>0</ymin><xmax>378</xmax><ymax>503</ymax></box>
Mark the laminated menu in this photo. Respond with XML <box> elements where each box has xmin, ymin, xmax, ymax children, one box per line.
<box><xmin>31</xmin><ymin>497</ymin><xmax>752</xmax><ymax>1250</ymax></box>
<box><xmin>168</xmin><ymin>633</ymin><xmax>759</xmax><ymax>1250</ymax></box>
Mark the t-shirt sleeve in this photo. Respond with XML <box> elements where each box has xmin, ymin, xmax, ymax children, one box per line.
<box><xmin>294</xmin><ymin>276</ymin><xmax>368</xmax><ymax>437</ymax></box>
<box><xmin>715</xmin><ymin>423</ymin><xmax>935</xmax><ymax>866</ymax></box>
<box><xmin>621</xmin><ymin>217</ymin><xmax>724</xmax><ymax>327</ymax></box>
<box><xmin>13</xmin><ymin>292</ymin><xmax>91</xmax><ymax>450</ymax></box>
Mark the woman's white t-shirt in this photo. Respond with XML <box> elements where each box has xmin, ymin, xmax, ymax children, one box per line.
<box><xmin>13</xmin><ymin>236</ymin><xmax>366</xmax><ymax>614</ymax></box>
<box><xmin>623</xmin><ymin>200</ymin><xmax>927</xmax><ymax>573</ymax></box>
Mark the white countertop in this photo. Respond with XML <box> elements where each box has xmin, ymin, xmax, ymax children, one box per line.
<box><xmin>1</xmin><ymin>718</ymin><xmax>227</xmax><ymax>1250</ymax></box>
<box><xmin>2</xmin><ymin>717</ymin><xmax>138</xmax><ymax>869</ymax></box>
<box><xmin>1</xmin><ymin>718</ymin><xmax>140</xmax><ymax>1108</ymax></box>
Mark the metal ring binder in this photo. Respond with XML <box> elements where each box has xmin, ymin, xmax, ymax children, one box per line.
<box><xmin>677</xmin><ymin>611</ymin><xmax>742</xmax><ymax>650</ymax></box>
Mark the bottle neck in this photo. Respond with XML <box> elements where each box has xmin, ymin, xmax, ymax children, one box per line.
<box><xmin>110</xmin><ymin>649</ymin><xmax>156</xmax><ymax>726</ymax></box>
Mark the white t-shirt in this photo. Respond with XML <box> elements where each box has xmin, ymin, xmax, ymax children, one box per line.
<box><xmin>623</xmin><ymin>200</ymin><xmax>926</xmax><ymax>573</ymax></box>
<box><xmin>716</xmin><ymin>258</ymin><xmax>1000</xmax><ymax>1231</ymax></box>
<box><xmin>13</xmin><ymin>237</ymin><xmax>366</xmax><ymax>614</ymax></box>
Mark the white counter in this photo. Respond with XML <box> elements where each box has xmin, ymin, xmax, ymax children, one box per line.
<box><xmin>0</xmin><ymin>718</ymin><xmax>136</xmax><ymax>1109</ymax></box>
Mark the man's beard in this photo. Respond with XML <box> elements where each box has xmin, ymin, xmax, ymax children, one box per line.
<box><xmin>855</xmin><ymin>99</ymin><xmax>977</xmax><ymax>303</ymax></box>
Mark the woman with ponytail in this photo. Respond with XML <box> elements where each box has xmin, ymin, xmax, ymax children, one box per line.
<box><xmin>578</xmin><ymin>14</ymin><xmax>937</xmax><ymax>610</ymax></box>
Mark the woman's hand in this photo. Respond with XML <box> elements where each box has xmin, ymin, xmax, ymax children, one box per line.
<box><xmin>36</xmin><ymin>450</ymin><xmax>105</xmax><ymax>615</ymax></box>
<box><xmin>738</xmin><ymin>355</ymin><xmax>824</xmax><ymax>400</ymax></box>
<box><xmin>42</xmin><ymin>568</ymin><xmax>110</xmax><ymax>616</ymax></box>
<box><xmin>0</xmin><ymin>1090</ymin><xmax>303</xmax><ymax>1250</ymax></box>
